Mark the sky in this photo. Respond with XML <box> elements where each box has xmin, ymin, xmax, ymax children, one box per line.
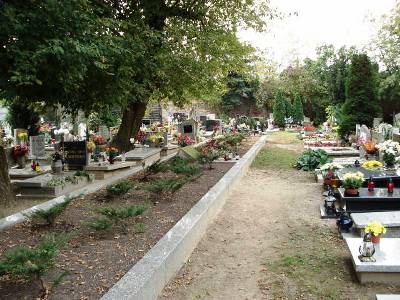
<box><xmin>238</xmin><ymin>0</ymin><xmax>397</xmax><ymax>69</ymax></box>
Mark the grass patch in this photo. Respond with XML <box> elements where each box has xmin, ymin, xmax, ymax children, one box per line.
<box><xmin>252</xmin><ymin>145</ymin><xmax>298</xmax><ymax>170</ymax></box>
<box><xmin>261</xmin><ymin>226</ymin><xmax>351</xmax><ymax>299</ymax></box>
<box><xmin>268</xmin><ymin>131</ymin><xmax>300</xmax><ymax>145</ymax></box>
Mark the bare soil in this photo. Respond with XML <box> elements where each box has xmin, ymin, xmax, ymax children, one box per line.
<box><xmin>0</xmin><ymin>137</ymin><xmax>259</xmax><ymax>300</ymax></box>
<box><xmin>160</xmin><ymin>133</ymin><xmax>400</xmax><ymax>300</ymax></box>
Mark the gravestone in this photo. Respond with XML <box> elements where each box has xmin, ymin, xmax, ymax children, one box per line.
<box><xmin>99</xmin><ymin>125</ymin><xmax>110</xmax><ymax>141</ymax></box>
<box><xmin>78</xmin><ymin>123</ymin><xmax>87</xmax><ymax>139</ymax></box>
<box><xmin>356</xmin><ymin>124</ymin><xmax>361</xmax><ymax>140</ymax></box>
<box><xmin>373</xmin><ymin>117</ymin><xmax>383</xmax><ymax>128</ymax></box>
<box><xmin>394</xmin><ymin>113</ymin><xmax>400</xmax><ymax>127</ymax></box>
<box><xmin>178</xmin><ymin>146</ymin><xmax>201</xmax><ymax>161</ymax></box>
<box><xmin>204</xmin><ymin>119</ymin><xmax>221</xmax><ymax>133</ymax></box>
<box><xmin>359</xmin><ymin>125</ymin><xmax>371</xmax><ymax>141</ymax></box>
<box><xmin>379</xmin><ymin>123</ymin><xmax>393</xmax><ymax>141</ymax></box>
<box><xmin>60</xmin><ymin>141</ymin><xmax>89</xmax><ymax>170</ymax></box>
<box><xmin>303</xmin><ymin>117</ymin><xmax>311</xmax><ymax>124</ymax></box>
<box><xmin>29</xmin><ymin>135</ymin><xmax>46</xmax><ymax>159</ymax></box>
<box><xmin>178</xmin><ymin>118</ymin><xmax>198</xmax><ymax>143</ymax></box>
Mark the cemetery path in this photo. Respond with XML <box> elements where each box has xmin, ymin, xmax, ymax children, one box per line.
<box><xmin>160</xmin><ymin>145</ymin><xmax>322</xmax><ymax>299</ymax></box>
<box><xmin>160</xmin><ymin>133</ymin><xmax>400</xmax><ymax>299</ymax></box>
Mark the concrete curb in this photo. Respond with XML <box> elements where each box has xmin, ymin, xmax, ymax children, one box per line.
<box><xmin>0</xmin><ymin>153</ymin><xmax>178</xmax><ymax>231</ymax></box>
<box><xmin>101</xmin><ymin>135</ymin><xmax>267</xmax><ymax>300</ymax></box>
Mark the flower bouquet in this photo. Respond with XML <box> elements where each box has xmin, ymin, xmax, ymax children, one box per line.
<box><xmin>17</xmin><ymin>132</ymin><xmax>28</xmax><ymax>143</ymax></box>
<box><xmin>376</xmin><ymin>140</ymin><xmax>400</xmax><ymax>168</ymax></box>
<box><xmin>342</xmin><ymin>172</ymin><xmax>364</xmax><ymax>196</ymax></box>
<box><xmin>320</xmin><ymin>163</ymin><xmax>343</xmax><ymax>186</ymax></box>
<box><xmin>135</xmin><ymin>130</ymin><xmax>147</xmax><ymax>145</ymax></box>
<box><xmin>362</xmin><ymin>160</ymin><xmax>383</xmax><ymax>170</ymax></box>
<box><xmin>106</xmin><ymin>147</ymin><xmax>119</xmax><ymax>164</ymax></box>
<box><xmin>148</xmin><ymin>134</ymin><xmax>164</xmax><ymax>147</ymax></box>
<box><xmin>177</xmin><ymin>134</ymin><xmax>194</xmax><ymax>147</ymax></box>
<box><xmin>12</xmin><ymin>144</ymin><xmax>29</xmax><ymax>168</ymax></box>
<box><xmin>365</xmin><ymin>221</ymin><xmax>386</xmax><ymax>244</ymax></box>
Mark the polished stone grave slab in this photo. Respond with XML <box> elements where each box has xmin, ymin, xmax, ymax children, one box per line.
<box><xmin>337</xmin><ymin>167</ymin><xmax>400</xmax><ymax>188</ymax></box>
<box><xmin>339</xmin><ymin>188</ymin><xmax>400</xmax><ymax>213</ymax></box>
<box><xmin>351</xmin><ymin>211</ymin><xmax>400</xmax><ymax>238</ymax></box>
<box><xmin>85</xmin><ymin>161</ymin><xmax>136</xmax><ymax>180</ymax></box>
<box><xmin>345</xmin><ymin>238</ymin><xmax>400</xmax><ymax>285</ymax></box>
<box><xmin>125</xmin><ymin>148</ymin><xmax>161</xmax><ymax>167</ymax></box>
<box><xmin>306</xmin><ymin>146</ymin><xmax>359</xmax><ymax>157</ymax></box>
<box><xmin>9</xmin><ymin>165</ymin><xmax>51</xmax><ymax>179</ymax></box>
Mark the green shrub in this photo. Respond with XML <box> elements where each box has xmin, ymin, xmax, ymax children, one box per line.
<box><xmin>88</xmin><ymin>204</ymin><xmax>149</xmax><ymax>233</ymax></box>
<box><xmin>169</xmin><ymin>157</ymin><xmax>201</xmax><ymax>176</ymax></box>
<box><xmin>106</xmin><ymin>180</ymin><xmax>134</xmax><ymax>195</ymax></box>
<box><xmin>198</xmin><ymin>148</ymin><xmax>220</xmax><ymax>170</ymax></box>
<box><xmin>146</xmin><ymin>160</ymin><xmax>169</xmax><ymax>174</ymax></box>
<box><xmin>144</xmin><ymin>177</ymin><xmax>189</xmax><ymax>195</ymax></box>
<box><xmin>296</xmin><ymin>149</ymin><xmax>332</xmax><ymax>171</ymax></box>
<box><xmin>0</xmin><ymin>234</ymin><xmax>68</xmax><ymax>291</ymax></box>
<box><xmin>27</xmin><ymin>197</ymin><xmax>73</xmax><ymax>226</ymax></box>
<box><xmin>134</xmin><ymin>222</ymin><xmax>146</xmax><ymax>233</ymax></box>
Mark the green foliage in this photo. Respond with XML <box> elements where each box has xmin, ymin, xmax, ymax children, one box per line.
<box><xmin>282</xmin><ymin>97</ymin><xmax>293</xmax><ymax>118</ymax></box>
<box><xmin>221</xmin><ymin>72</ymin><xmax>260</xmax><ymax>114</ymax></box>
<box><xmin>296</xmin><ymin>149</ymin><xmax>332</xmax><ymax>171</ymax></box>
<box><xmin>292</xmin><ymin>94</ymin><xmax>304</xmax><ymax>124</ymax></box>
<box><xmin>169</xmin><ymin>157</ymin><xmax>201</xmax><ymax>176</ymax></box>
<box><xmin>223</xmin><ymin>133</ymin><xmax>245</xmax><ymax>147</ymax></box>
<box><xmin>146</xmin><ymin>160</ymin><xmax>169</xmax><ymax>174</ymax></box>
<box><xmin>27</xmin><ymin>198</ymin><xmax>73</xmax><ymax>226</ymax></box>
<box><xmin>5</xmin><ymin>101</ymin><xmax>41</xmax><ymax>134</ymax></box>
<box><xmin>0</xmin><ymin>234</ymin><xmax>68</xmax><ymax>286</ymax></box>
<box><xmin>144</xmin><ymin>177</ymin><xmax>189</xmax><ymax>195</ymax></box>
<box><xmin>106</xmin><ymin>180</ymin><xmax>134</xmax><ymax>196</ymax></box>
<box><xmin>273</xmin><ymin>91</ymin><xmax>286</xmax><ymax>128</ymax></box>
<box><xmin>86</xmin><ymin>217</ymin><xmax>113</xmax><ymax>231</ymax></box>
<box><xmin>339</xmin><ymin>53</ymin><xmax>380</xmax><ymax>138</ymax></box>
<box><xmin>198</xmin><ymin>148</ymin><xmax>220</xmax><ymax>170</ymax></box>
<box><xmin>134</xmin><ymin>222</ymin><xmax>146</xmax><ymax>234</ymax></box>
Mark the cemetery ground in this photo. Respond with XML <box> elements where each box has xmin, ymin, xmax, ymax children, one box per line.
<box><xmin>161</xmin><ymin>132</ymin><xmax>400</xmax><ymax>300</ymax></box>
<box><xmin>0</xmin><ymin>137</ymin><xmax>258</xmax><ymax>299</ymax></box>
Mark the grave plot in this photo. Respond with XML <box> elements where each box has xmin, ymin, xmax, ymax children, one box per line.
<box><xmin>15</xmin><ymin>171</ymin><xmax>95</xmax><ymax>200</ymax></box>
<box><xmin>125</xmin><ymin>147</ymin><xmax>162</xmax><ymax>166</ymax></box>
<box><xmin>0</xmin><ymin>134</ymin><xmax>259</xmax><ymax>300</ymax></box>
<box><xmin>351</xmin><ymin>211</ymin><xmax>400</xmax><ymax>237</ymax></box>
<box><xmin>85</xmin><ymin>161</ymin><xmax>136</xmax><ymax>180</ymax></box>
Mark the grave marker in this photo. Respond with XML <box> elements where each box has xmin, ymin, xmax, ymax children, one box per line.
<box><xmin>60</xmin><ymin>141</ymin><xmax>89</xmax><ymax>170</ymax></box>
<box><xmin>178</xmin><ymin>118</ymin><xmax>198</xmax><ymax>142</ymax></box>
<box><xmin>29</xmin><ymin>135</ymin><xmax>46</xmax><ymax>159</ymax></box>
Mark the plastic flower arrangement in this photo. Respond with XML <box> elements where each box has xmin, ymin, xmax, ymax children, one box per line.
<box><xmin>135</xmin><ymin>130</ymin><xmax>147</xmax><ymax>144</ymax></box>
<box><xmin>87</xmin><ymin>140</ymin><xmax>96</xmax><ymax>153</ymax></box>
<box><xmin>342</xmin><ymin>172</ymin><xmax>364</xmax><ymax>189</ymax></box>
<box><xmin>320</xmin><ymin>163</ymin><xmax>344</xmax><ymax>171</ymax></box>
<box><xmin>17</xmin><ymin>132</ymin><xmax>28</xmax><ymax>142</ymax></box>
<box><xmin>303</xmin><ymin>124</ymin><xmax>316</xmax><ymax>132</ymax></box>
<box><xmin>363</xmin><ymin>141</ymin><xmax>378</xmax><ymax>154</ymax></box>
<box><xmin>12</xmin><ymin>144</ymin><xmax>29</xmax><ymax>159</ymax></box>
<box><xmin>106</xmin><ymin>147</ymin><xmax>119</xmax><ymax>158</ymax></box>
<box><xmin>365</xmin><ymin>221</ymin><xmax>386</xmax><ymax>237</ymax></box>
<box><xmin>177</xmin><ymin>134</ymin><xmax>194</xmax><ymax>147</ymax></box>
<box><xmin>362</xmin><ymin>160</ymin><xmax>383</xmax><ymax>170</ymax></box>
<box><xmin>38</xmin><ymin>123</ymin><xmax>51</xmax><ymax>134</ymax></box>
<box><xmin>92</xmin><ymin>135</ymin><xmax>106</xmax><ymax>145</ymax></box>
<box><xmin>376</xmin><ymin>140</ymin><xmax>400</xmax><ymax>166</ymax></box>
<box><xmin>148</xmin><ymin>134</ymin><xmax>164</xmax><ymax>145</ymax></box>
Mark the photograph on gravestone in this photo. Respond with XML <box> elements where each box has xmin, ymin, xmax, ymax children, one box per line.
<box><xmin>142</xmin><ymin>119</ymin><xmax>151</xmax><ymax>126</ymax></box>
<box><xmin>61</xmin><ymin>141</ymin><xmax>88</xmax><ymax>169</ymax></box>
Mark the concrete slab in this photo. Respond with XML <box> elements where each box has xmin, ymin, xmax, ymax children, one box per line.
<box><xmin>161</xmin><ymin>144</ymin><xmax>179</xmax><ymax>157</ymax></box>
<box><xmin>126</xmin><ymin>148</ymin><xmax>161</xmax><ymax>167</ymax></box>
<box><xmin>351</xmin><ymin>211</ymin><xmax>400</xmax><ymax>238</ymax></box>
<box><xmin>307</xmin><ymin>147</ymin><xmax>360</xmax><ymax>157</ymax></box>
<box><xmin>376</xmin><ymin>295</ymin><xmax>400</xmax><ymax>300</ymax></box>
<box><xmin>85</xmin><ymin>162</ymin><xmax>136</xmax><ymax>180</ymax></box>
<box><xmin>9</xmin><ymin>166</ymin><xmax>51</xmax><ymax>179</ymax></box>
<box><xmin>345</xmin><ymin>237</ymin><xmax>400</xmax><ymax>284</ymax></box>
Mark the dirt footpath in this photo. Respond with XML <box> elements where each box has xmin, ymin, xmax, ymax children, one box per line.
<box><xmin>160</xmin><ymin>148</ymin><xmax>321</xmax><ymax>299</ymax></box>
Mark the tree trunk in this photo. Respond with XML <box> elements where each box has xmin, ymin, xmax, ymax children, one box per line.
<box><xmin>111</xmin><ymin>101</ymin><xmax>148</xmax><ymax>152</ymax></box>
<box><xmin>0</xmin><ymin>146</ymin><xmax>15</xmax><ymax>206</ymax></box>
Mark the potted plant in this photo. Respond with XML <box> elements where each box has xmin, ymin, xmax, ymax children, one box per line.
<box><xmin>377</xmin><ymin>140</ymin><xmax>400</xmax><ymax>168</ymax></box>
<box><xmin>12</xmin><ymin>144</ymin><xmax>29</xmax><ymax>168</ymax></box>
<box><xmin>148</xmin><ymin>133</ymin><xmax>164</xmax><ymax>147</ymax></box>
<box><xmin>365</xmin><ymin>221</ymin><xmax>386</xmax><ymax>244</ymax></box>
<box><xmin>106</xmin><ymin>147</ymin><xmax>119</xmax><ymax>164</ymax></box>
<box><xmin>342</xmin><ymin>172</ymin><xmax>364</xmax><ymax>196</ymax></box>
<box><xmin>320</xmin><ymin>163</ymin><xmax>343</xmax><ymax>186</ymax></box>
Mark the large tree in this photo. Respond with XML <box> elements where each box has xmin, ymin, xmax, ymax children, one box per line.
<box><xmin>339</xmin><ymin>53</ymin><xmax>380</xmax><ymax>138</ymax></box>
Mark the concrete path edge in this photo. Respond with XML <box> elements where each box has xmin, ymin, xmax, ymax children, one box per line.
<box><xmin>100</xmin><ymin>135</ymin><xmax>267</xmax><ymax>300</ymax></box>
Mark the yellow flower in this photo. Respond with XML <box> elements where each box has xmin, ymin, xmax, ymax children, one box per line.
<box><xmin>365</xmin><ymin>221</ymin><xmax>386</xmax><ymax>236</ymax></box>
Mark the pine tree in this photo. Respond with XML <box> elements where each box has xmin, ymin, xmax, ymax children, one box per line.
<box><xmin>283</xmin><ymin>97</ymin><xmax>293</xmax><ymax>118</ymax></box>
<box><xmin>339</xmin><ymin>53</ymin><xmax>380</xmax><ymax>138</ymax></box>
<box><xmin>293</xmin><ymin>94</ymin><xmax>304</xmax><ymax>124</ymax></box>
<box><xmin>273</xmin><ymin>91</ymin><xmax>286</xmax><ymax>128</ymax></box>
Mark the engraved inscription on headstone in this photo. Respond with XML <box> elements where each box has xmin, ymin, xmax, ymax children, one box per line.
<box><xmin>29</xmin><ymin>136</ymin><xmax>46</xmax><ymax>158</ymax></box>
